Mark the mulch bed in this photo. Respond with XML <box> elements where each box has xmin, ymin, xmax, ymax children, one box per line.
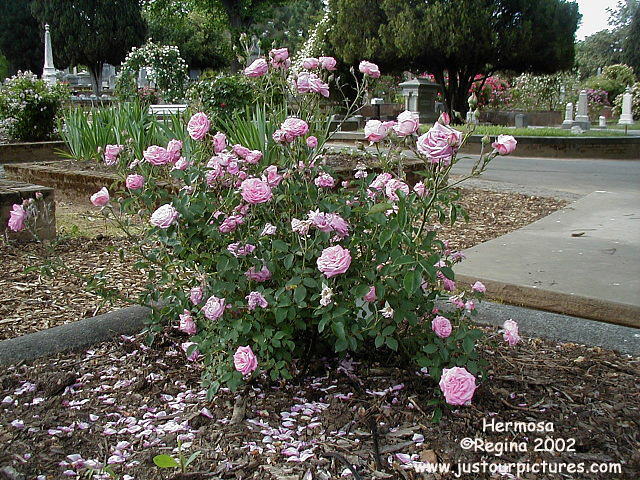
<box><xmin>0</xmin><ymin>188</ymin><xmax>566</xmax><ymax>340</ymax></box>
<box><xmin>0</xmin><ymin>330</ymin><xmax>638</xmax><ymax>479</ymax></box>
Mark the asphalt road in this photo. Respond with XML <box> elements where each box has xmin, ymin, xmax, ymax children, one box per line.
<box><xmin>451</xmin><ymin>155</ymin><xmax>640</xmax><ymax>196</ymax></box>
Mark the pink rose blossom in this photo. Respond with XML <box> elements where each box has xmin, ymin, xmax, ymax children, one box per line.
<box><xmin>385</xmin><ymin>179</ymin><xmax>410</xmax><ymax>201</ymax></box>
<box><xmin>416</xmin><ymin>123</ymin><xmax>463</xmax><ymax>165</ymax></box>
<box><xmin>364</xmin><ymin>119</ymin><xmax>389</xmax><ymax>143</ymax></box>
<box><xmin>219</xmin><ymin>214</ymin><xmax>244</xmax><ymax>233</ymax></box>
<box><xmin>187</xmin><ymin>112</ymin><xmax>210</xmax><ymax>141</ymax></box>
<box><xmin>173</xmin><ymin>157</ymin><xmax>192</xmax><ymax>170</ymax></box>
<box><xmin>281</xmin><ymin>117</ymin><xmax>309</xmax><ymax>138</ymax></box>
<box><xmin>212</xmin><ymin>132</ymin><xmax>227</xmax><ymax>153</ymax></box>
<box><xmin>296</xmin><ymin>72</ymin><xmax>312</xmax><ymax>93</ymax></box>
<box><xmin>234</xmin><ymin>345</ymin><xmax>258</xmax><ymax>376</ymax></box>
<box><xmin>226</xmin><ymin>161</ymin><xmax>240</xmax><ymax>175</ymax></box>
<box><xmin>369</xmin><ymin>172</ymin><xmax>393</xmax><ymax>191</ymax></box>
<box><xmin>502</xmin><ymin>319</ymin><xmax>520</xmax><ymax>346</ymax></box>
<box><xmin>269</xmin><ymin>48</ymin><xmax>290</xmax><ymax>69</ymax></box>
<box><xmin>314</xmin><ymin>173</ymin><xmax>335</xmax><ymax>188</ymax></box>
<box><xmin>272</xmin><ymin>129</ymin><xmax>294</xmax><ymax>143</ymax></box>
<box><xmin>178</xmin><ymin>310</ymin><xmax>197</xmax><ymax>335</ymax></box>
<box><xmin>359</xmin><ymin>60</ymin><xmax>381</xmax><ymax>78</ymax></box>
<box><xmin>150</xmin><ymin>204</ymin><xmax>179</xmax><ymax>229</ymax></box>
<box><xmin>246</xmin><ymin>291</ymin><xmax>268</xmax><ymax>310</ymax></box>
<box><xmin>245</xmin><ymin>150</ymin><xmax>263</xmax><ymax>164</ymax></box>
<box><xmin>90</xmin><ymin>187</ymin><xmax>110</xmax><ymax>207</ymax></box>
<box><xmin>125</xmin><ymin>174</ymin><xmax>144</xmax><ymax>190</ymax></box>
<box><xmin>442</xmin><ymin>277</ymin><xmax>456</xmax><ymax>292</ymax></box>
<box><xmin>143</xmin><ymin>145</ymin><xmax>172</xmax><ymax>166</ymax></box>
<box><xmin>232</xmin><ymin>144</ymin><xmax>250</xmax><ymax>158</ymax></box>
<box><xmin>465</xmin><ymin>300</ymin><xmax>476</xmax><ymax>311</ymax></box>
<box><xmin>190</xmin><ymin>287</ymin><xmax>203</xmax><ymax>305</ymax></box>
<box><xmin>302</xmin><ymin>57</ymin><xmax>319</xmax><ymax>69</ymax></box>
<box><xmin>244</xmin><ymin>58</ymin><xmax>269</xmax><ymax>77</ymax></box>
<box><xmin>306</xmin><ymin>136</ymin><xmax>318</xmax><ymax>148</ymax></box>
<box><xmin>261</xmin><ymin>223</ymin><xmax>277</xmax><ymax>236</ymax></box>
<box><xmin>319</xmin><ymin>56</ymin><xmax>337</xmax><ymax>71</ymax></box>
<box><xmin>431</xmin><ymin>316</ymin><xmax>452</xmax><ymax>338</ymax></box>
<box><xmin>181</xmin><ymin>342</ymin><xmax>201</xmax><ymax>362</ymax></box>
<box><xmin>245</xmin><ymin>265</ymin><xmax>271</xmax><ymax>282</ymax></box>
<box><xmin>240</xmin><ymin>178</ymin><xmax>273</xmax><ymax>204</ymax></box>
<box><xmin>438</xmin><ymin>112</ymin><xmax>451</xmax><ymax>125</ymax></box>
<box><xmin>439</xmin><ymin>367</ymin><xmax>477</xmax><ymax>406</ymax></box>
<box><xmin>393</xmin><ymin>111</ymin><xmax>420</xmax><ymax>137</ymax></box>
<box><xmin>308</xmin><ymin>75</ymin><xmax>330</xmax><ymax>97</ymax></box>
<box><xmin>413</xmin><ymin>181</ymin><xmax>427</xmax><ymax>197</ymax></box>
<box><xmin>227</xmin><ymin>243</ymin><xmax>256</xmax><ymax>257</ymax></box>
<box><xmin>317</xmin><ymin>245</ymin><xmax>352</xmax><ymax>278</ymax></box>
<box><xmin>292</xmin><ymin>218</ymin><xmax>311</xmax><ymax>236</ymax></box>
<box><xmin>471</xmin><ymin>281</ymin><xmax>486</xmax><ymax>293</ymax></box>
<box><xmin>7</xmin><ymin>204</ymin><xmax>27</xmax><ymax>232</ymax></box>
<box><xmin>263</xmin><ymin>165</ymin><xmax>283</xmax><ymax>187</ymax></box>
<box><xmin>492</xmin><ymin>135</ymin><xmax>517</xmax><ymax>155</ymax></box>
<box><xmin>103</xmin><ymin>144</ymin><xmax>124</xmax><ymax>166</ymax></box>
<box><xmin>202</xmin><ymin>295</ymin><xmax>225</xmax><ymax>321</ymax></box>
<box><xmin>166</xmin><ymin>139</ymin><xmax>183</xmax><ymax>162</ymax></box>
<box><xmin>363</xmin><ymin>286</ymin><xmax>377</xmax><ymax>302</ymax></box>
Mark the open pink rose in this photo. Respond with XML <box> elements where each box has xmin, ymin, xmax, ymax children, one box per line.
<box><xmin>413</xmin><ymin>181</ymin><xmax>427</xmax><ymax>198</ymax></box>
<box><xmin>314</xmin><ymin>173</ymin><xmax>335</xmax><ymax>188</ymax></box>
<box><xmin>308</xmin><ymin>75</ymin><xmax>330</xmax><ymax>97</ymax></box>
<box><xmin>492</xmin><ymin>135</ymin><xmax>517</xmax><ymax>155</ymax></box>
<box><xmin>245</xmin><ymin>150</ymin><xmax>263</xmax><ymax>164</ymax></box>
<box><xmin>7</xmin><ymin>204</ymin><xmax>27</xmax><ymax>232</ymax></box>
<box><xmin>173</xmin><ymin>157</ymin><xmax>192</xmax><ymax>171</ymax></box>
<box><xmin>439</xmin><ymin>366</ymin><xmax>477</xmax><ymax>406</ymax></box>
<box><xmin>202</xmin><ymin>295</ymin><xmax>225</xmax><ymax>321</ymax></box>
<box><xmin>263</xmin><ymin>165</ymin><xmax>283</xmax><ymax>187</ymax></box>
<box><xmin>190</xmin><ymin>286</ymin><xmax>203</xmax><ymax>305</ymax></box>
<box><xmin>302</xmin><ymin>57</ymin><xmax>319</xmax><ymax>69</ymax></box>
<box><xmin>281</xmin><ymin>117</ymin><xmax>309</xmax><ymax>138</ymax></box>
<box><xmin>317</xmin><ymin>245</ymin><xmax>352</xmax><ymax>278</ymax></box>
<box><xmin>143</xmin><ymin>145</ymin><xmax>171</xmax><ymax>166</ymax></box>
<box><xmin>90</xmin><ymin>187</ymin><xmax>110</xmax><ymax>207</ymax></box>
<box><xmin>245</xmin><ymin>265</ymin><xmax>271</xmax><ymax>282</ymax></box>
<box><xmin>234</xmin><ymin>345</ymin><xmax>258</xmax><ymax>376</ymax></box>
<box><xmin>359</xmin><ymin>60</ymin><xmax>381</xmax><ymax>78</ymax></box>
<box><xmin>246</xmin><ymin>291</ymin><xmax>268</xmax><ymax>310</ymax></box>
<box><xmin>125</xmin><ymin>174</ymin><xmax>144</xmax><ymax>190</ymax></box>
<box><xmin>319</xmin><ymin>56</ymin><xmax>337</xmax><ymax>71</ymax></box>
<box><xmin>212</xmin><ymin>132</ymin><xmax>227</xmax><ymax>153</ymax></box>
<box><xmin>244</xmin><ymin>58</ymin><xmax>269</xmax><ymax>77</ymax></box>
<box><xmin>471</xmin><ymin>281</ymin><xmax>486</xmax><ymax>293</ymax></box>
<box><xmin>150</xmin><ymin>204</ymin><xmax>179</xmax><ymax>229</ymax></box>
<box><xmin>416</xmin><ymin>122</ymin><xmax>463</xmax><ymax>165</ymax></box>
<box><xmin>393</xmin><ymin>111</ymin><xmax>420</xmax><ymax>137</ymax></box>
<box><xmin>187</xmin><ymin>112</ymin><xmax>210</xmax><ymax>141</ymax></box>
<box><xmin>166</xmin><ymin>139</ymin><xmax>183</xmax><ymax>163</ymax></box>
<box><xmin>363</xmin><ymin>286</ymin><xmax>377</xmax><ymax>302</ymax></box>
<box><xmin>232</xmin><ymin>144</ymin><xmax>250</xmax><ymax>158</ymax></box>
<box><xmin>103</xmin><ymin>144</ymin><xmax>124</xmax><ymax>166</ymax></box>
<box><xmin>240</xmin><ymin>178</ymin><xmax>273</xmax><ymax>204</ymax></box>
<box><xmin>385</xmin><ymin>179</ymin><xmax>410</xmax><ymax>201</ymax></box>
<box><xmin>431</xmin><ymin>316</ymin><xmax>452</xmax><ymax>338</ymax></box>
<box><xmin>178</xmin><ymin>310</ymin><xmax>197</xmax><ymax>335</ymax></box>
<box><xmin>219</xmin><ymin>214</ymin><xmax>244</xmax><ymax>233</ymax></box>
<box><xmin>364</xmin><ymin>120</ymin><xmax>389</xmax><ymax>143</ymax></box>
<box><xmin>306</xmin><ymin>136</ymin><xmax>318</xmax><ymax>148</ymax></box>
<box><xmin>502</xmin><ymin>319</ymin><xmax>520</xmax><ymax>346</ymax></box>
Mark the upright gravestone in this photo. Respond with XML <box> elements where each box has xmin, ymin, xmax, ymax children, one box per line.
<box><xmin>573</xmin><ymin>90</ymin><xmax>590</xmax><ymax>130</ymax></box>
<box><xmin>42</xmin><ymin>24</ymin><xmax>57</xmax><ymax>85</ymax></box>
<box><xmin>561</xmin><ymin>102</ymin><xmax>574</xmax><ymax>129</ymax></box>
<box><xmin>598</xmin><ymin>116</ymin><xmax>607</xmax><ymax>128</ymax></box>
<box><xmin>618</xmin><ymin>87</ymin><xmax>634</xmax><ymax>125</ymax></box>
<box><xmin>398</xmin><ymin>78</ymin><xmax>440</xmax><ymax>124</ymax></box>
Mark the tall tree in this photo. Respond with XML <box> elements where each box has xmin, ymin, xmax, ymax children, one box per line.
<box><xmin>326</xmin><ymin>0</ymin><xmax>580</xmax><ymax>117</ymax></box>
<box><xmin>31</xmin><ymin>0</ymin><xmax>147</xmax><ymax>94</ymax></box>
<box><xmin>0</xmin><ymin>0</ymin><xmax>43</xmax><ymax>75</ymax></box>
<box><xmin>575</xmin><ymin>30</ymin><xmax>624</xmax><ymax>78</ymax></box>
<box><xmin>624</xmin><ymin>5</ymin><xmax>640</xmax><ymax>76</ymax></box>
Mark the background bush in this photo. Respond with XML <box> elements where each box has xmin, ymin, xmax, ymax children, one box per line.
<box><xmin>0</xmin><ymin>71</ymin><xmax>67</xmax><ymax>141</ymax></box>
<box><xmin>187</xmin><ymin>74</ymin><xmax>257</xmax><ymax>120</ymax></box>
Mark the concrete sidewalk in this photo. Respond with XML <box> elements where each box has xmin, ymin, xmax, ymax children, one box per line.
<box><xmin>457</xmin><ymin>190</ymin><xmax>640</xmax><ymax>328</ymax></box>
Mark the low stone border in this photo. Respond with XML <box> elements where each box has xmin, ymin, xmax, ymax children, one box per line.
<box><xmin>0</xmin><ymin>141</ymin><xmax>68</xmax><ymax>164</ymax></box>
<box><xmin>4</xmin><ymin>162</ymin><xmax>119</xmax><ymax>197</ymax></box>
<box><xmin>457</xmin><ymin>274</ymin><xmax>640</xmax><ymax>329</ymax></box>
<box><xmin>0</xmin><ymin>305</ymin><xmax>149</xmax><ymax>366</ymax></box>
<box><xmin>329</xmin><ymin>132</ymin><xmax>640</xmax><ymax>160</ymax></box>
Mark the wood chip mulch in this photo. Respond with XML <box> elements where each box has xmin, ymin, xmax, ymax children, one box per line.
<box><xmin>0</xmin><ymin>331</ymin><xmax>638</xmax><ymax>479</ymax></box>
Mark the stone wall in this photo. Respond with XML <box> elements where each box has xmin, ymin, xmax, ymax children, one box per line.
<box><xmin>0</xmin><ymin>180</ymin><xmax>56</xmax><ymax>241</ymax></box>
<box><xmin>0</xmin><ymin>141</ymin><xmax>68</xmax><ymax>164</ymax></box>
<box><xmin>480</xmin><ymin>110</ymin><xmax>562</xmax><ymax>127</ymax></box>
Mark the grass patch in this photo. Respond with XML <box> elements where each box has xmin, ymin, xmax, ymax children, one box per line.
<box><xmin>418</xmin><ymin>124</ymin><xmax>628</xmax><ymax>137</ymax></box>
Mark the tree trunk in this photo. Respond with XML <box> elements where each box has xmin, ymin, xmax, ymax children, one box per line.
<box><xmin>88</xmin><ymin>62</ymin><xmax>104</xmax><ymax>96</ymax></box>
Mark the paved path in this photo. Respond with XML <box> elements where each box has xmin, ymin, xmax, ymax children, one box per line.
<box><xmin>458</xmin><ymin>190</ymin><xmax>640</xmax><ymax>327</ymax></box>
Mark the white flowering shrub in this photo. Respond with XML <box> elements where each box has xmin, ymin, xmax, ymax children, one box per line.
<box><xmin>84</xmin><ymin>47</ymin><xmax>521</xmax><ymax>409</ymax></box>
<box><xmin>115</xmin><ymin>41</ymin><xmax>189</xmax><ymax>103</ymax></box>
<box><xmin>0</xmin><ymin>71</ymin><xmax>67</xmax><ymax>141</ymax></box>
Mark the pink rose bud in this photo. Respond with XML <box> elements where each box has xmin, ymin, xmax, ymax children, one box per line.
<box><xmin>90</xmin><ymin>187</ymin><xmax>110</xmax><ymax>207</ymax></box>
<box><xmin>363</xmin><ymin>286</ymin><xmax>377</xmax><ymax>302</ymax></box>
<box><xmin>233</xmin><ymin>345</ymin><xmax>258</xmax><ymax>376</ymax></box>
<box><xmin>439</xmin><ymin>367</ymin><xmax>477</xmax><ymax>406</ymax></box>
<box><xmin>438</xmin><ymin>112</ymin><xmax>451</xmax><ymax>125</ymax></box>
<box><xmin>306</xmin><ymin>136</ymin><xmax>318</xmax><ymax>148</ymax></box>
<box><xmin>492</xmin><ymin>135</ymin><xmax>517</xmax><ymax>155</ymax></box>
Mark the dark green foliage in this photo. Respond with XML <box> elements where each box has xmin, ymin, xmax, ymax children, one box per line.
<box><xmin>0</xmin><ymin>0</ymin><xmax>43</xmax><ymax>75</ymax></box>
<box><xmin>187</xmin><ymin>74</ymin><xmax>257</xmax><ymax>120</ymax></box>
<box><xmin>326</xmin><ymin>0</ymin><xmax>580</xmax><ymax>117</ymax></box>
<box><xmin>31</xmin><ymin>0</ymin><xmax>147</xmax><ymax>94</ymax></box>
<box><xmin>624</xmin><ymin>6</ymin><xmax>640</xmax><ymax>76</ymax></box>
<box><xmin>576</xmin><ymin>30</ymin><xmax>624</xmax><ymax>79</ymax></box>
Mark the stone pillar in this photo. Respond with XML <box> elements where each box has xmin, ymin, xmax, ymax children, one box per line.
<box><xmin>42</xmin><ymin>24</ymin><xmax>57</xmax><ymax>85</ymax></box>
<box><xmin>574</xmin><ymin>90</ymin><xmax>590</xmax><ymax>130</ymax></box>
<box><xmin>561</xmin><ymin>102</ymin><xmax>574</xmax><ymax>129</ymax></box>
<box><xmin>618</xmin><ymin>87</ymin><xmax>634</xmax><ymax>125</ymax></box>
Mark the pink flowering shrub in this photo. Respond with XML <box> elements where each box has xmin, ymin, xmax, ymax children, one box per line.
<box><xmin>86</xmin><ymin>48</ymin><xmax>517</xmax><ymax>406</ymax></box>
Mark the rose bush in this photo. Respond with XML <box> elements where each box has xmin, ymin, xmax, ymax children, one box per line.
<box><xmin>85</xmin><ymin>49</ymin><xmax>519</xmax><ymax>409</ymax></box>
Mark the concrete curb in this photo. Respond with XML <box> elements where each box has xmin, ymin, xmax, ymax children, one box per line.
<box><xmin>0</xmin><ymin>305</ymin><xmax>150</xmax><ymax>366</ymax></box>
<box><xmin>458</xmin><ymin>274</ymin><xmax>640</xmax><ymax>329</ymax></box>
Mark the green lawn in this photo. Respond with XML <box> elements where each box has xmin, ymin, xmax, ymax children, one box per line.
<box><xmin>418</xmin><ymin>124</ymin><xmax>629</xmax><ymax>137</ymax></box>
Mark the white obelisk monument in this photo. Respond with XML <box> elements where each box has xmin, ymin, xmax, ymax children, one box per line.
<box><xmin>42</xmin><ymin>24</ymin><xmax>57</xmax><ymax>85</ymax></box>
<box><xmin>618</xmin><ymin>87</ymin><xmax>634</xmax><ymax>125</ymax></box>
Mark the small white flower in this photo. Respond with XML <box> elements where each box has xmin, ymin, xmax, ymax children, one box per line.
<box><xmin>320</xmin><ymin>284</ymin><xmax>333</xmax><ymax>307</ymax></box>
<box><xmin>379</xmin><ymin>303</ymin><xmax>394</xmax><ymax>318</ymax></box>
